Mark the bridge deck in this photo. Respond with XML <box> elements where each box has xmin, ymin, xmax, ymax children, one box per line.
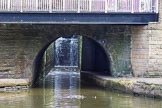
<box><xmin>0</xmin><ymin>12</ymin><xmax>158</xmax><ymax>24</ymax></box>
<box><xmin>0</xmin><ymin>0</ymin><xmax>159</xmax><ymax>24</ymax></box>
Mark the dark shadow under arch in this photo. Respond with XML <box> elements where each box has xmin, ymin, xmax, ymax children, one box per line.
<box><xmin>81</xmin><ymin>36</ymin><xmax>111</xmax><ymax>75</ymax></box>
<box><xmin>32</xmin><ymin>39</ymin><xmax>57</xmax><ymax>87</ymax></box>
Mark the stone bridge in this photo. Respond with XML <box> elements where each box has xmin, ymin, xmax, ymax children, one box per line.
<box><xmin>0</xmin><ymin>0</ymin><xmax>161</xmax><ymax>86</ymax></box>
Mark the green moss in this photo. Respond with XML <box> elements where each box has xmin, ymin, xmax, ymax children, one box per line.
<box><xmin>112</xmin><ymin>79</ymin><xmax>136</xmax><ymax>87</ymax></box>
<box><xmin>150</xmin><ymin>84</ymin><xmax>161</xmax><ymax>90</ymax></box>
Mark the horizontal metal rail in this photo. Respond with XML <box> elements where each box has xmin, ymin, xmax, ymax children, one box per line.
<box><xmin>0</xmin><ymin>0</ymin><xmax>159</xmax><ymax>13</ymax></box>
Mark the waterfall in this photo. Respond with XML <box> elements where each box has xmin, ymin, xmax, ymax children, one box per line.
<box><xmin>70</xmin><ymin>38</ymin><xmax>79</xmax><ymax>66</ymax></box>
<box><xmin>54</xmin><ymin>36</ymin><xmax>79</xmax><ymax>69</ymax></box>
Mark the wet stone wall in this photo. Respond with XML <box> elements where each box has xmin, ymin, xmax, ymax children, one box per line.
<box><xmin>91</xmin><ymin>26</ymin><xmax>132</xmax><ymax>76</ymax></box>
<box><xmin>0</xmin><ymin>24</ymin><xmax>59</xmax><ymax>79</ymax></box>
<box><xmin>39</xmin><ymin>43</ymin><xmax>54</xmax><ymax>79</ymax></box>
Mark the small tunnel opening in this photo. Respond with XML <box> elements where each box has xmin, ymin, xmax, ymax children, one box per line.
<box><xmin>32</xmin><ymin>35</ymin><xmax>112</xmax><ymax>87</ymax></box>
<box><xmin>81</xmin><ymin>37</ymin><xmax>111</xmax><ymax>75</ymax></box>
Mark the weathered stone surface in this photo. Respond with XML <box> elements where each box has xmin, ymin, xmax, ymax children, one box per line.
<box><xmin>130</xmin><ymin>0</ymin><xmax>162</xmax><ymax>77</ymax></box>
<box><xmin>0</xmin><ymin>0</ymin><xmax>161</xmax><ymax>81</ymax></box>
<box><xmin>0</xmin><ymin>24</ymin><xmax>132</xmax><ymax>82</ymax></box>
<box><xmin>82</xmin><ymin>72</ymin><xmax>162</xmax><ymax>98</ymax></box>
<box><xmin>0</xmin><ymin>79</ymin><xmax>30</xmax><ymax>87</ymax></box>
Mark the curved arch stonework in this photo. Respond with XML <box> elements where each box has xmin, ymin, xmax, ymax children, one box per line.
<box><xmin>81</xmin><ymin>36</ymin><xmax>112</xmax><ymax>75</ymax></box>
<box><xmin>0</xmin><ymin>24</ymin><xmax>132</xmax><ymax>84</ymax></box>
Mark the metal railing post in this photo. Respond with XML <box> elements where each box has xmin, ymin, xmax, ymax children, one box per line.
<box><xmin>115</xmin><ymin>0</ymin><xmax>117</xmax><ymax>12</ymax></box>
<box><xmin>7</xmin><ymin>0</ymin><xmax>10</xmax><ymax>11</ymax></box>
<box><xmin>20</xmin><ymin>0</ymin><xmax>23</xmax><ymax>12</ymax></box>
<box><xmin>150</xmin><ymin>0</ymin><xmax>152</xmax><ymax>12</ymax></box>
<box><xmin>156</xmin><ymin>0</ymin><xmax>159</xmax><ymax>13</ymax></box>
<box><xmin>105</xmin><ymin>0</ymin><xmax>107</xmax><ymax>13</ymax></box>
<box><xmin>131</xmin><ymin>0</ymin><xmax>134</xmax><ymax>13</ymax></box>
<box><xmin>78</xmin><ymin>0</ymin><xmax>80</xmax><ymax>13</ymax></box>
<box><xmin>49</xmin><ymin>0</ymin><xmax>52</xmax><ymax>13</ymax></box>
<box><xmin>36</xmin><ymin>0</ymin><xmax>38</xmax><ymax>11</ymax></box>
<box><xmin>89</xmin><ymin>0</ymin><xmax>92</xmax><ymax>12</ymax></box>
<box><xmin>63</xmin><ymin>0</ymin><xmax>65</xmax><ymax>11</ymax></box>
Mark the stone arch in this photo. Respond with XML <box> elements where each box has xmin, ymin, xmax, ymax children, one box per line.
<box><xmin>32</xmin><ymin>35</ymin><xmax>113</xmax><ymax>86</ymax></box>
<box><xmin>0</xmin><ymin>24</ymin><xmax>132</xmax><ymax>86</ymax></box>
<box><xmin>32</xmin><ymin>35</ymin><xmax>80</xmax><ymax>86</ymax></box>
<box><xmin>32</xmin><ymin>38</ymin><xmax>57</xmax><ymax>86</ymax></box>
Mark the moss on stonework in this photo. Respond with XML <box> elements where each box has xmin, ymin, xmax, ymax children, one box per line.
<box><xmin>97</xmin><ymin>78</ymin><xmax>162</xmax><ymax>98</ymax></box>
<box><xmin>150</xmin><ymin>84</ymin><xmax>162</xmax><ymax>90</ymax></box>
<box><xmin>112</xmin><ymin>79</ymin><xmax>137</xmax><ymax>88</ymax></box>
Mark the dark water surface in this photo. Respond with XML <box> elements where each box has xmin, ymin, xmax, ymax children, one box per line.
<box><xmin>0</xmin><ymin>72</ymin><xmax>162</xmax><ymax>108</ymax></box>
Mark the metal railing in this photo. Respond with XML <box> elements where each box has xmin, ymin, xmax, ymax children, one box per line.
<box><xmin>0</xmin><ymin>0</ymin><xmax>159</xmax><ymax>13</ymax></box>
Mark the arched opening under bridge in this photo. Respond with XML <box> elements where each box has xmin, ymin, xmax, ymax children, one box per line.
<box><xmin>32</xmin><ymin>35</ymin><xmax>112</xmax><ymax>86</ymax></box>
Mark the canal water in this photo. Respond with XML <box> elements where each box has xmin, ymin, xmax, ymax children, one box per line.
<box><xmin>1</xmin><ymin>36</ymin><xmax>161</xmax><ymax>108</ymax></box>
<box><xmin>0</xmin><ymin>70</ymin><xmax>162</xmax><ymax>108</ymax></box>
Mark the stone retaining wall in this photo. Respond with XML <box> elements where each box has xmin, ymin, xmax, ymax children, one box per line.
<box><xmin>131</xmin><ymin>1</ymin><xmax>162</xmax><ymax>77</ymax></box>
<box><xmin>0</xmin><ymin>24</ymin><xmax>132</xmax><ymax>81</ymax></box>
<box><xmin>82</xmin><ymin>72</ymin><xmax>162</xmax><ymax>98</ymax></box>
<box><xmin>0</xmin><ymin>79</ymin><xmax>30</xmax><ymax>91</ymax></box>
<box><xmin>0</xmin><ymin>1</ymin><xmax>161</xmax><ymax>80</ymax></box>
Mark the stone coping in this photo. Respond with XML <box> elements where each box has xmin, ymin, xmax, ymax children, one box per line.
<box><xmin>0</xmin><ymin>79</ymin><xmax>30</xmax><ymax>87</ymax></box>
<box><xmin>81</xmin><ymin>72</ymin><xmax>162</xmax><ymax>98</ymax></box>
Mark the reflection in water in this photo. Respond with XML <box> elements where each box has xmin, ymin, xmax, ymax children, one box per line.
<box><xmin>0</xmin><ymin>71</ymin><xmax>162</xmax><ymax>108</ymax></box>
<box><xmin>45</xmin><ymin>71</ymin><xmax>80</xmax><ymax>108</ymax></box>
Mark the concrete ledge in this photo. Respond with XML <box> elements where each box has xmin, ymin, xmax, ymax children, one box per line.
<box><xmin>81</xmin><ymin>72</ymin><xmax>162</xmax><ymax>98</ymax></box>
<box><xmin>0</xmin><ymin>79</ymin><xmax>30</xmax><ymax>87</ymax></box>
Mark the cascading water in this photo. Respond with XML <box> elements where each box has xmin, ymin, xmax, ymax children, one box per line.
<box><xmin>69</xmin><ymin>38</ymin><xmax>79</xmax><ymax>66</ymax></box>
<box><xmin>54</xmin><ymin>36</ymin><xmax>79</xmax><ymax>71</ymax></box>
